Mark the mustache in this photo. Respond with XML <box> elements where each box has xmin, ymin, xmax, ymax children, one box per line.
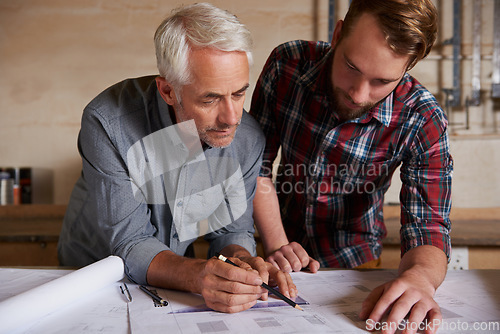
<box><xmin>206</xmin><ymin>119</ymin><xmax>242</xmax><ymax>132</ymax></box>
<box><xmin>338</xmin><ymin>89</ymin><xmax>372</xmax><ymax>109</ymax></box>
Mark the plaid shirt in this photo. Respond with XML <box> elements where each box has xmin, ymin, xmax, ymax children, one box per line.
<box><xmin>250</xmin><ymin>40</ymin><xmax>452</xmax><ymax>268</ymax></box>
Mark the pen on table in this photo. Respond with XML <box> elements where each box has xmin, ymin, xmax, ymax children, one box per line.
<box><xmin>139</xmin><ymin>285</ymin><xmax>168</xmax><ymax>306</ymax></box>
<box><xmin>120</xmin><ymin>283</ymin><xmax>132</xmax><ymax>302</ymax></box>
<box><xmin>216</xmin><ymin>253</ymin><xmax>303</xmax><ymax>311</ymax></box>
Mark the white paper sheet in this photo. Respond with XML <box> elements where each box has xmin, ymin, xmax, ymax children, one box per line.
<box><xmin>1</xmin><ymin>266</ymin><xmax>499</xmax><ymax>333</ymax></box>
<box><xmin>0</xmin><ymin>256</ymin><xmax>125</xmax><ymax>334</ymax></box>
<box><xmin>128</xmin><ymin>270</ymin><xmax>500</xmax><ymax>334</ymax></box>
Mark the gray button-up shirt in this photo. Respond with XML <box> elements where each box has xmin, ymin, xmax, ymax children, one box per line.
<box><xmin>58</xmin><ymin>76</ymin><xmax>265</xmax><ymax>284</ymax></box>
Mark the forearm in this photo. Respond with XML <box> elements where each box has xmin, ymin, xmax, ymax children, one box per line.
<box><xmin>146</xmin><ymin>245</ymin><xmax>255</xmax><ymax>293</ymax></box>
<box><xmin>146</xmin><ymin>250</ymin><xmax>206</xmax><ymax>294</ymax></box>
<box><xmin>398</xmin><ymin>245</ymin><xmax>447</xmax><ymax>292</ymax></box>
<box><xmin>253</xmin><ymin>177</ymin><xmax>289</xmax><ymax>255</ymax></box>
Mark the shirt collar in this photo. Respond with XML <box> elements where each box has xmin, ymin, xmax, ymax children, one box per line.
<box><xmin>155</xmin><ymin>89</ymin><xmax>184</xmax><ymax>147</ymax></box>
<box><xmin>360</xmin><ymin>73</ymin><xmax>413</xmax><ymax>127</ymax></box>
<box><xmin>369</xmin><ymin>91</ymin><xmax>394</xmax><ymax>127</ymax></box>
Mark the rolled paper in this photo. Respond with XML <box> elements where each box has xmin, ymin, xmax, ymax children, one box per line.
<box><xmin>0</xmin><ymin>255</ymin><xmax>125</xmax><ymax>334</ymax></box>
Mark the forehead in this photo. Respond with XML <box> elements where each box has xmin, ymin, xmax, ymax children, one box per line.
<box><xmin>338</xmin><ymin>13</ymin><xmax>409</xmax><ymax>79</ymax></box>
<box><xmin>186</xmin><ymin>48</ymin><xmax>249</xmax><ymax>94</ymax></box>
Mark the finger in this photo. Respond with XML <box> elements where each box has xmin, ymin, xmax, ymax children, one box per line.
<box><xmin>285</xmin><ymin>271</ymin><xmax>298</xmax><ymax>298</ymax></box>
<box><xmin>227</xmin><ymin>257</ymin><xmax>253</xmax><ymax>271</ymax></box>
<box><xmin>360</xmin><ymin>285</ymin><xmax>386</xmax><ymax>320</ymax></box>
<box><xmin>204</xmin><ymin>292</ymin><xmax>259</xmax><ymax>313</ymax></box>
<box><xmin>279</xmin><ymin>244</ymin><xmax>307</xmax><ymax>272</ymax></box>
<box><xmin>203</xmin><ymin>272</ymin><xmax>264</xmax><ymax>298</ymax></box>
<box><xmin>385</xmin><ymin>298</ymin><xmax>419</xmax><ymax>334</ymax></box>
<box><xmin>270</xmin><ymin>269</ymin><xmax>296</xmax><ymax>299</ymax></box>
<box><xmin>423</xmin><ymin>307</ymin><xmax>442</xmax><ymax>334</ymax></box>
<box><xmin>366</xmin><ymin>281</ymin><xmax>407</xmax><ymax>323</ymax></box>
<box><xmin>401</xmin><ymin>299</ymin><xmax>438</xmax><ymax>334</ymax></box>
<box><xmin>386</xmin><ymin>302</ymin><xmax>415</xmax><ymax>331</ymax></box>
<box><xmin>401</xmin><ymin>305</ymin><xmax>442</xmax><ymax>334</ymax></box>
<box><xmin>246</xmin><ymin>256</ymin><xmax>270</xmax><ymax>284</ymax></box>
<box><xmin>208</xmin><ymin>300</ymin><xmax>257</xmax><ymax>313</ymax></box>
<box><xmin>208</xmin><ymin>257</ymin><xmax>262</xmax><ymax>287</ymax></box>
<box><xmin>201</xmin><ymin>272</ymin><xmax>263</xmax><ymax>302</ymax></box>
<box><xmin>243</xmin><ymin>256</ymin><xmax>271</xmax><ymax>300</ymax></box>
<box><xmin>266</xmin><ymin>256</ymin><xmax>281</xmax><ymax>271</ymax></box>
<box><xmin>266</xmin><ymin>251</ymin><xmax>292</xmax><ymax>273</ymax></box>
<box><xmin>307</xmin><ymin>257</ymin><xmax>320</xmax><ymax>273</ymax></box>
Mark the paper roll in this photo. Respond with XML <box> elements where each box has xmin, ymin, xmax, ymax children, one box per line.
<box><xmin>0</xmin><ymin>255</ymin><xmax>125</xmax><ymax>334</ymax></box>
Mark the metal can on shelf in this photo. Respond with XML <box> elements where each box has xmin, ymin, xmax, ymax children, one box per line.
<box><xmin>0</xmin><ymin>172</ymin><xmax>14</xmax><ymax>205</ymax></box>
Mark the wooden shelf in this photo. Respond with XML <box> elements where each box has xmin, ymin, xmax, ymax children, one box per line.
<box><xmin>0</xmin><ymin>205</ymin><xmax>65</xmax><ymax>266</ymax></box>
<box><xmin>0</xmin><ymin>205</ymin><xmax>498</xmax><ymax>268</ymax></box>
<box><xmin>0</xmin><ymin>204</ymin><xmax>65</xmax><ymax>242</ymax></box>
<box><xmin>381</xmin><ymin>206</ymin><xmax>500</xmax><ymax>269</ymax></box>
<box><xmin>382</xmin><ymin>206</ymin><xmax>500</xmax><ymax>246</ymax></box>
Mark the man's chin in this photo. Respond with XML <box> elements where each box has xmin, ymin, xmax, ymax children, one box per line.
<box><xmin>336</xmin><ymin>105</ymin><xmax>371</xmax><ymax>121</ymax></box>
<box><xmin>202</xmin><ymin>134</ymin><xmax>235</xmax><ymax>148</ymax></box>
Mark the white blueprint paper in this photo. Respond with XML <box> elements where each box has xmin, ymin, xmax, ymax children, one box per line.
<box><xmin>0</xmin><ymin>256</ymin><xmax>126</xmax><ymax>334</ymax></box>
<box><xmin>128</xmin><ymin>270</ymin><xmax>500</xmax><ymax>334</ymax></box>
<box><xmin>1</xmin><ymin>267</ymin><xmax>499</xmax><ymax>333</ymax></box>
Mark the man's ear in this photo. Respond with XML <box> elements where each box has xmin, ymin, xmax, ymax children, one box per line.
<box><xmin>156</xmin><ymin>76</ymin><xmax>177</xmax><ymax>105</ymax></box>
<box><xmin>331</xmin><ymin>20</ymin><xmax>344</xmax><ymax>47</ymax></box>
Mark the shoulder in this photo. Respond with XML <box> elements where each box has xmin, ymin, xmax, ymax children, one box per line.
<box><xmin>84</xmin><ymin>75</ymin><xmax>158</xmax><ymax>120</ymax></box>
<box><xmin>237</xmin><ymin>112</ymin><xmax>265</xmax><ymax>149</ymax></box>
<box><xmin>394</xmin><ymin>74</ymin><xmax>447</xmax><ymax>128</ymax></box>
<box><xmin>222</xmin><ymin>111</ymin><xmax>265</xmax><ymax>164</ymax></box>
<box><xmin>259</xmin><ymin>40</ymin><xmax>331</xmax><ymax>91</ymax></box>
<box><xmin>271</xmin><ymin>40</ymin><xmax>331</xmax><ymax>63</ymax></box>
<box><xmin>79</xmin><ymin>75</ymin><xmax>161</xmax><ymax>151</ymax></box>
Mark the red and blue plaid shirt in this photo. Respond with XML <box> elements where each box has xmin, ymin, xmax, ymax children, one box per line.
<box><xmin>250</xmin><ymin>40</ymin><xmax>452</xmax><ymax>268</ymax></box>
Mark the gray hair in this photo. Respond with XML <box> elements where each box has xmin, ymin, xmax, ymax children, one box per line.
<box><xmin>154</xmin><ymin>3</ymin><xmax>253</xmax><ymax>89</ymax></box>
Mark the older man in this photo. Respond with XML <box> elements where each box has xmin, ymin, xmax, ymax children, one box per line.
<box><xmin>58</xmin><ymin>3</ymin><xmax>295</xmax><ymax>313</ymax></box>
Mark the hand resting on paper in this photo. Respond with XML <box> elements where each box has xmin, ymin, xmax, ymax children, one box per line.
<box><xmin>359</xmin><ymin>246</ymin><xmax>447</xmax><ymax>334</ymax></box>
<box><xmin>266</xmin><ymin>242</ymin><xmax>320</xmax><ymax>273</ymax></box>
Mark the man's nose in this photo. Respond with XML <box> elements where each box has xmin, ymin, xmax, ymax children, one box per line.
<box><xmin>218</xmin><ymin>98</ymin><xmax>240</xmax><ymax>126</ymax></box>
<box><xmin>348</xmin><ymin>78</ymin><xmax>370</xmax><ymax>105</ymax></box>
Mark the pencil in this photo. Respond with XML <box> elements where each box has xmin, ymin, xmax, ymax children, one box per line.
<box><xmin>139</xmin><ymin>285</ymin><xmax>168</xmax><ymax>306</ymax></box>
<box><xmin>216</xmin><ymin>253</ymin><xmax>303</xmax><ymax>311</ymax></box>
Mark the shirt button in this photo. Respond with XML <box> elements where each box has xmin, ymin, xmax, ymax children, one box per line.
<box><xmin>177</xmin><ymin>201</ymin><xmax>183</xmax><ymax>207</ymax></box>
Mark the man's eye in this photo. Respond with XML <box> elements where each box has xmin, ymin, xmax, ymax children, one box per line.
<box><xmin>377</xmin><ymin>80</ymin><xmax>392</xmax><ymax>85</ymax></box>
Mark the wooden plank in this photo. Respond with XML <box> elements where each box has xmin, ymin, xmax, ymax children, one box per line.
<box><xmin>382</xmin><ymin>207</ymin><xmax>500</xmax><ymax>246</ymax></box>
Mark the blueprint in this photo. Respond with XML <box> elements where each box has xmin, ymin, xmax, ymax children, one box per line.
<box><xmin>1</xmin><ymin>265</ymin><xmax>499</xmax><ymax>333</ymax></box>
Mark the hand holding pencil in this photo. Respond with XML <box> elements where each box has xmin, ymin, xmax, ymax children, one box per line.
<box><xmin>178</xmin><ymin>244</ymin><xmax>298</xmax><ymax>313</ymax></box>
<box><xmin>216</xmin><ymin>253</ymin><xmax>302</xmax><ymax>311</ymax></box>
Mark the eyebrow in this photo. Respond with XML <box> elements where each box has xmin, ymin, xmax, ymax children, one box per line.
<box><xmin>344</xmin><ymin>55</ymin><xmax>401</xmax><ymax>83</ymax></box>
<box><xmin>203</xmin><ymin>83</ymin><xmax>250</xmax><ymax>99</ymax></box>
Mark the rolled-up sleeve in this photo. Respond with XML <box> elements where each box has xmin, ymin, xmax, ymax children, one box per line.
<box><xmin>399</xmin><ymin>109</ymin><xmax>453</xmax><ymax>260</ymax></box>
